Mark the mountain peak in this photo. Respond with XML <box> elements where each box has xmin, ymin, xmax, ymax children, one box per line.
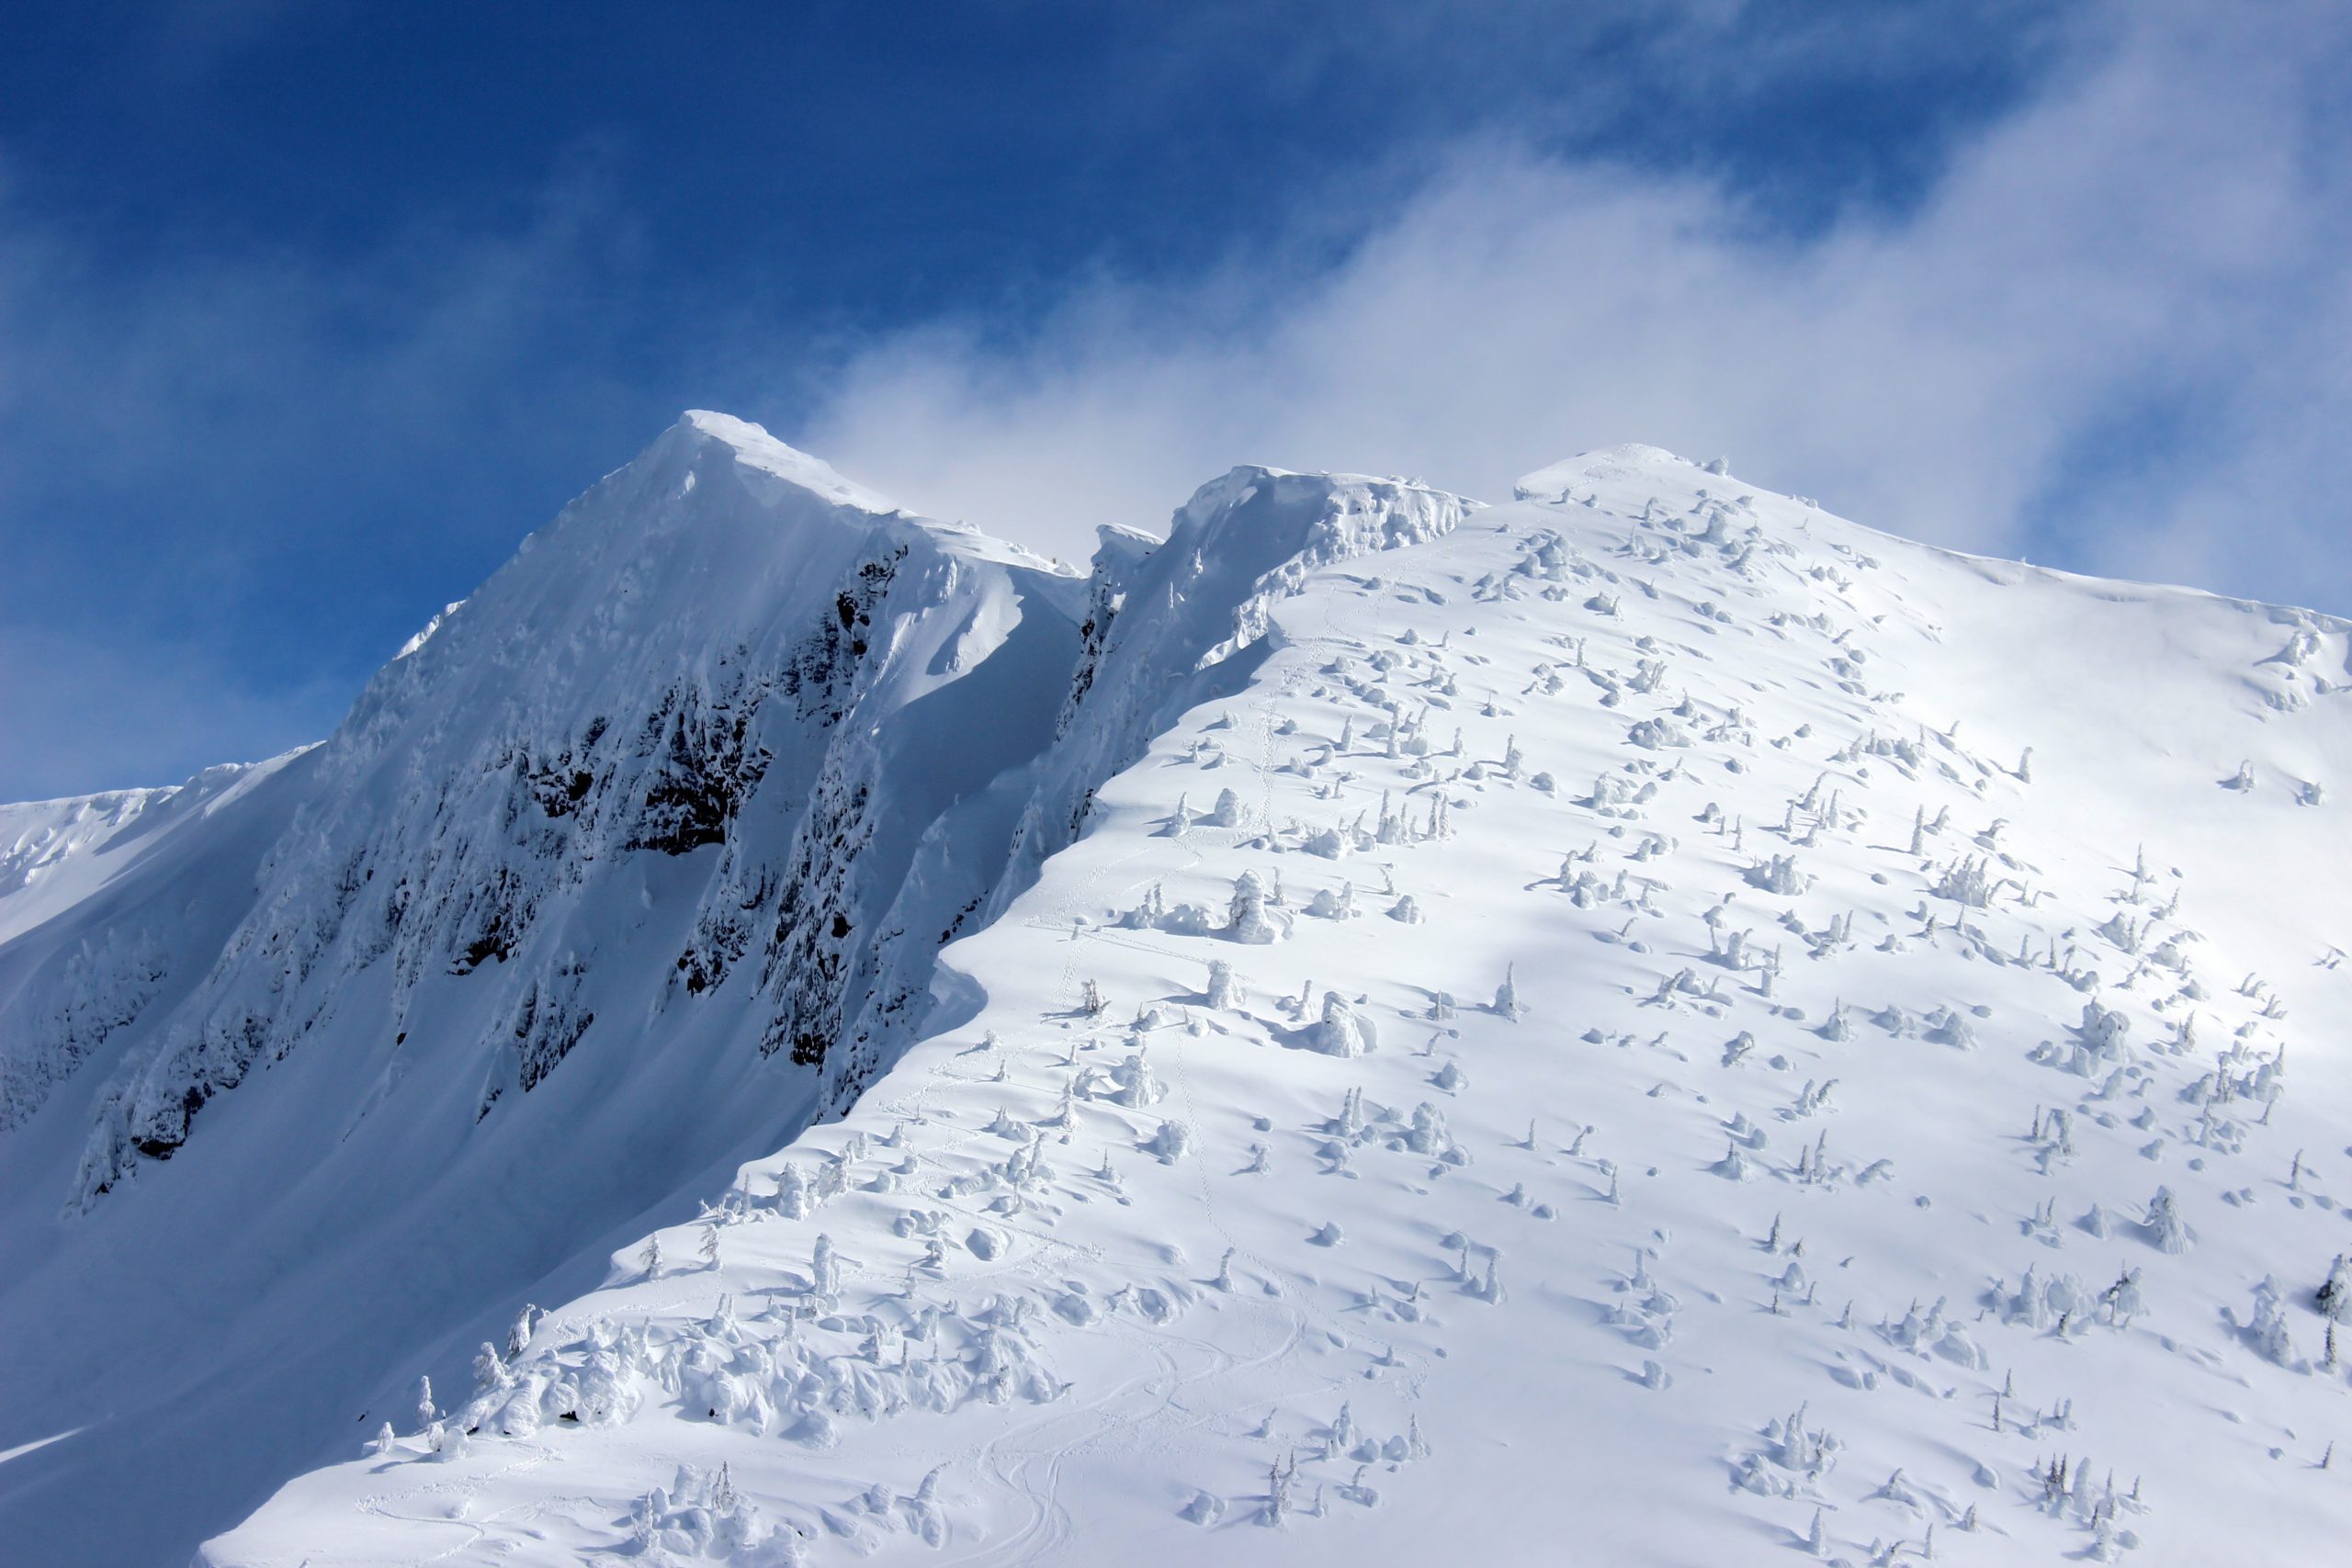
<box><xmin>664</xmin><ymin>409</ymin><xmax>898</xmax><ymax>514</ymax></box>
<box><xmin>1513</xmin><ymin>443</ymin><xmax>1705</xmax><ymax>501</ymax></box>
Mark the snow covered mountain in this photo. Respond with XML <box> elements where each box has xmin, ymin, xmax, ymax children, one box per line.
<box><xmin>5</xmin><ymin>421</ymin><xmax>2348</xmax><ymax>1568</ymax></box>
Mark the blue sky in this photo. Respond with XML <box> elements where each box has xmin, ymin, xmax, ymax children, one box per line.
<box><xmin>3</xmin><ymin>1</ymin><xmax>2347</xmax><ymax>799</ymax></box>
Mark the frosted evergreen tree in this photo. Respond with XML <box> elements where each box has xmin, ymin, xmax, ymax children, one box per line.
<box><xmin>640</xmin><ymin>1233</ymin><xmax>663</xmax><ymax>1280</ymax></box>
<box><xmin>1264</xmin><ymin>1453</ymin><xmax>1293</xmax><ymax>1526</ymax></box>
<box><xmin>2101</xmin><ymin>1267</ymin><xmax>2144</xmax><ymax>1326</ymax></box>
<box><xmin>415</xmin><ymin>1375</ymin><xmax>437</xmax><ymax>1432</ymax></box>
<box><xmin>2319</xmin><ymin>1255</ymin><xmax>2352</xmax><ymax>1321</ymax></box>
<box><xmin>371</xmin><ymin>1421</ymin><xmax>396</xmax><ymax>1459</ymax></box>
<box><xmin>1205</xmin><ymin>958</ymin><xmax>1242</xmax><ymax>1010</ymax></box>
<box><xmin>472</xmin><ymin>1340</ymin><xmax>510</xmax><ymax>1394</ymax></box>
<box><xmin>2144</xmin><ymin>1187</ymin><xmax>2191</xmax><ymax>1254</ymax></box>
<box><xmin>1493</xmin><ymin>964</ymin><xmax>1524</xmax><ymax>1021</ymax></box>
<box><xmin>811</xmin><ymin>1233</ymin><xmax>841</xmax><ymax>1296</ymax></box>
<box><xmin>1315</xmin><ymin>992</ymin><xmax>1372</xmax><ymax>1058</ymax></box>
<box><xmin>700</xmin><ymin>1223</ymin><xmax>721</xmax><ymax>1270</ymax></box>
<box><xmin>775</xmin><ymin>1161</ymin><xmax>810</xmax><ymax>1221</ymax></box>
<box><xmin>1227</xmin><ymin>873</ymin><xmax>1282</xmax><ymax>944</ymax></box>
<box><xmin>506</xmin><ymin>1303</ymin><xmax>539</xmax><ymax>1359</ymax></box>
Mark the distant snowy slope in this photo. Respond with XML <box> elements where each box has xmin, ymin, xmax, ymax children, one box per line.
<box><xmin>199</xmin><ymin>444</ymin><xmax>2349</xmax><ymax>1568</ymax></box>
<box><xmin>0</xmin><ymin>758</ymin><xmax>294</xmax><ymax>946</ymax></box>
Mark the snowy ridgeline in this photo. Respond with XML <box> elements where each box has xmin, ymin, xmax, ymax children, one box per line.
<box><xmin>0</xmin><ymin>417</ymin><xmax>1465</xmax><ymax>1567</ymax></box>
<box><xmin>174</xmin><ymin>439</ymin><xmax>2352</xmax><ymax>1566</ymax></box>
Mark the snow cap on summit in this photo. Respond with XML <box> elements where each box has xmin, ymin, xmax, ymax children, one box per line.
<box><xmin>673</xmin><ymin>410</ymin><xmax>899</xmax><ymax>514</ymax></box>
<box><xmin>1514</xmin><ymin>444</ymin><xmax>1694</xmax><ymax>502</ymax></box>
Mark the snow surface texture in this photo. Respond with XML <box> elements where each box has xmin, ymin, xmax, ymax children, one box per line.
<box><xmin>5</xmin><ymin>421</ymin><xmax>2348</xmax><ymax>1568</ymax></box>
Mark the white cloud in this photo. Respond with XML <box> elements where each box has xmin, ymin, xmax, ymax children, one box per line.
<box><xmin>798</xmin><ymin>0</ymin><xmax>2352</xmax><ymax>615</ymax></box>
<box><xmin>6</xmin><ymin>0</ymin><xmax>2346</xmax><ymax>800</ymax></box>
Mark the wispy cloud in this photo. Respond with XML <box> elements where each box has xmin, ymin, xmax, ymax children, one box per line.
<box><xmin>797</xmin><ymin>1</ymin><xmax>2352</xmax><ymax>612</ymax></box>
<box><xmin>2</xmin><ymin>0</ymin><xmax>2344</xmax><ymax>802</ymax></box>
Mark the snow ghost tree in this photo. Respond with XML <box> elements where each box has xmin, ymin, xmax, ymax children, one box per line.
<box><xmin>1313</xmin><ymin>993</ymin><xmax>1373</xmax><ymax>1058</ymax></box>
<box><xmin>810</xmin><ymin>1233</ymin><xmax>842</xmax><ymax>1296</ymax></box>
<box><xmin>2144</xmin><ymin>1188</ymin><xmax>2192</xmax><ymax>1254</ymax></box>
<box><xmin>1493</xmin><ymin>964</ymin><xmax>1524</xmax><ymax>1022</ymax></box>
<box><xmin>1205</xmin><ymin>959</ymin><xmax>1242</xmax><ymax>1011</ymax></box>
<box><xmin>1228</xmin><ymin>872</ymin><xmax>1283</xmax><ymax>944</ymax></box>
<box><xmin>506</xmin><ymin>1304</ymin><xmax>539</xmax><ymax>1359</ymax></box>
<box><xmin>2318</xmin><ymin>1255</ymin><xmax>2352</xmax><ymax>1322</ymax></box>
<box><xmin>775</xmin><ymin>1162</ymin><xmax>810</xmax><ymax>1221</ymax></box>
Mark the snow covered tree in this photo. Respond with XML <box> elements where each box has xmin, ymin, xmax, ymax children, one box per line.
<box><xmin>811</xmin><ymin>1233</ymin><xmax>841</xmax><ymax>1296</ymax></box>
<box><xmin>1264</xmin><ymin>1451</ymin><xmax>1295</xmax><ymax>1526</ymax></box>
<box><xmin>2144</xmin><ymin>1187</ymin><xmax>2192</xmax><ymax>1254</ymax></box>
<box><xmin>1313</xmin><ymin>992</ymin><xmax>1373</xmax><ymax>1058</ymax></box>
<box><xmin>775</xmin><ymin>1161</ymin><xmax>810</xmax><ymax>1221</ymax></box>
<box><xmin>1493</xmin><ymin>964</ymin><xmax>1524</xmax><ymax>1021</ymax></box>
<box><xmin>1228</xmin><ymin>872</ymin><xmax>1282</xmax><ymax>944</ymax></box>
<box><xmin>472</xmin><ymin>1340</ymin><xmax>510</xmax><ymax>1395</ymax></box>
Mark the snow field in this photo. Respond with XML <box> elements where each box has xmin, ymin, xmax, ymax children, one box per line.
<box><xmin>208</xmin><ymin>446</ymin><xmax>2350</xmax><ymax>1566</ymax></box>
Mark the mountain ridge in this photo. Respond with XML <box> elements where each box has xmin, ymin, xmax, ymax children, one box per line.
<box><xmin>0</xmin><ymin>417</ymin><xmax>1476</xmax><ymax>1566</ymax></box>
<box><xmin>3</xmin><ymin>417</ymin><xmax>2346</xmax><ymax>1567</ymax></box>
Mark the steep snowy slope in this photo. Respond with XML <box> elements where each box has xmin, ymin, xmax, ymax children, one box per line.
<box><xmin>203</xmin><ymin>446</ymin><xmax>2350</xmax><ymax>1567</ymax></box>
<box><xmin>0</xmin><ymin>414</ymin><xmax>1113</xmax><ymax>1567</ymax></box>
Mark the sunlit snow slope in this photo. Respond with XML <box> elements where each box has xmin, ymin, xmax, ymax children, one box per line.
<box><xmin>199</xmin><ymin>443</ymin><xmax>2350</xmax><ymax>1568</ymax></box>
<box><xmin>0</xmin><ymin>413</ymin><xmax>1101</xmax><ymax>1566</ymax></box>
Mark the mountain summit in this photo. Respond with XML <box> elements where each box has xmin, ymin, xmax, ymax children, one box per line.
<box><xmin>3</xmin><ymin>420</ymin><xmax>2346</xmax><ymax>1567</ymax></box>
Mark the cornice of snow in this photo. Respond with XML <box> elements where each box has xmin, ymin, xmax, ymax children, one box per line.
<box><xmin>673</xmin><ymin>410</ymin><xmax>898</xmax><ymax>514</ymax></box>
